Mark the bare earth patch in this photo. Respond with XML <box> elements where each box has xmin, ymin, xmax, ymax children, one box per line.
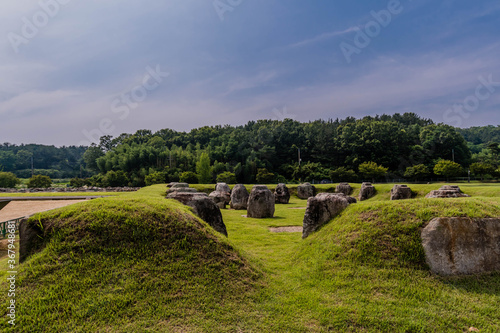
<box><xmin>269</xmin><ymin>226</ymin><xmax>303</xmax><ymax>233</ymax></box>
<box><xmin>0</xmin><ymin>200</ymin><xmax>86</xmax><ymax>221</ymax></box>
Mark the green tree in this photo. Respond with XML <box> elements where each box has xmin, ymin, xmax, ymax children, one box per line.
<box><xmin>256</xmin><ymin>168</ymin><xmax>275</xmax><ymax>184</ymax></box>
<box><xmin>404</xmin><ymin>164</ymin><xmax>430</xmax><ymax>182</ymax></box>
<box><xmin>27</xmin><ymin>175</ymin><xmax>52</xmax><ymax>188</ymax></box>
<box><xmin>433</xmin><ymin>160</ymin><xmax>463</xmax><ymax>180</ymax></box>
<box><xmin>0</xmin><ymin>172</ymin><xmax>20</xmax><ymax>188</ymax></box>
<box><xmin>216</xmin><ymin>171</ymin><xmax>237</xmax><ymax>184</ymax></box>
<box><xmin>196</xmin><ymin>152</ymin><xmax>212</xmax><ymax>184</ymax></box>
<box><xmin>180</xmin><ymin>171</ymin><xmax>199</xmax><ymax>184</ymax></box>
<box><xmin>83</xmin><ymin>144</ymin><xmax>105</xmax><ymax>173</ymax></box>
<box><xmin>358</xmin><ymin>162</ymin><xmax>388</xmax><ymax>183</ymax></box>
<box><xmin>469</xmin><ymin>162</ymin><xmax>495</xmax><ymax>181</ymax></box>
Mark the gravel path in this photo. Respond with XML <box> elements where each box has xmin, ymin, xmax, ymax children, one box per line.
<box><xmin>0</xmin><ymin>200</ymin><xmax>86</xmax><ymax>221</ymax></box>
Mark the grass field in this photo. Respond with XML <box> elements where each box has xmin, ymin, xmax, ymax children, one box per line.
<box><xmin>1</xmin><ymin>183</ymin><xmax>500</xmax><ymax>332</ymax></box>
<box><xmin>0</xmin><ymin>192</ymin><xmax>124</xmax><ymax>198</ymax></box>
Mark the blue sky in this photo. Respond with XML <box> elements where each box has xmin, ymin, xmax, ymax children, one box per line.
<box><xmin>1</xmin><ymin>0</ymin><xmax>499</xmax><ymax>146</ymax></box>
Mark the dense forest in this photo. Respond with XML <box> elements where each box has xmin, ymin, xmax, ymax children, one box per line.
<box><xmin>0</xmin><ymin>144</ymin><xmax>87</xmax><ymax>179</ymax></box>
<box><xmin>1</xmin><ymin>113</ymin><xmax>500</xmax><ymax>186</ymax></box>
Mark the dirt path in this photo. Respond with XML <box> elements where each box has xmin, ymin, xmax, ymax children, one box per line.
<box><xmin>0</xmin><ymin>200</ymin><xmax>86</xmax><ymax>221</ymax></box>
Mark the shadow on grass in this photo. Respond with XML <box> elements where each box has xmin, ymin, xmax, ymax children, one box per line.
<box><xmin>440</xmin><ymin>272</ymin><xmax>500</xmax><ymax>295</ymax></box>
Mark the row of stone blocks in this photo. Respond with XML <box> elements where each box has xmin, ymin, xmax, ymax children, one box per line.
<box><xmin>298</xmin><ymin>183</ymin><xmax>470</xmax><ymax>201</ymax></box>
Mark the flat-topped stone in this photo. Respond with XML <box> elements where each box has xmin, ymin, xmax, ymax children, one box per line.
<box><xmin>425</xmin><ymin>185</ymin><xmax>470</xmax><ymax>198</ymax></box>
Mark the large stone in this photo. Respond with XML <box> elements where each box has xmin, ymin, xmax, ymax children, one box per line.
<box><xmin>187</xmin><ymin>197</ymin><xmax>228</xmax><ymax>237</ymax></box>
<box><xmin>166</xmin><ymin>191</ymin><xmax>208</xmax><ymax>204</ymax></box>
<box><xmin>302</xmin><ymin>193</ymin><xmax>350</xmax><ymax>239</ymax></box>
<box><xmin>421</xmin><ymin>217</ymin><xmax>500</xmax><ymax>275</ymax></box>
<box><xmin>230</xmin><ymin>184</ymin><xmax>249</xmax><ymax>210</ymax></box>
<box><xmin>297</xmin><ymin>183</ymin><xmax>316</xmax><ymax>199</ymax></box>
<box><xmin>166</xmin><ymin>183</ymin><xmax>196</xmax><ymax>194</ymax></box>
<box><xmin>209</xmin><ymin>191</ymin><xmax>230</xmax><ymax>209</ymax></box>
<box><xmin>167</xmin><ymin>192</ymin><xmax>227</xmax><ymax>236</ymax></box>
<box><xmin>215</xmin><ymin>183</ymin><xmax>231</xmax><ymax>194</ymax></box>
<box><xmin>359</xmin><ymin>182</ymin><xmax>375</xmax><ymax>201</ymax></box>
<box><xmin>247</xmin><ymin>185</ymin><xmax>275</xmax><ymax>218</ymax></box>
<box><xmin>274</xmin><ymin>183</ymin><xmax>290</xmax><ymax>204</ymax></box>
<box><xmin>335</xmin><ymin>183</ymin><xmax>352</xmax><ymax>196</ymax></box>
<box><xmin>171</xmin><ymin>182</ymin><xmax>189</xmax><ymax>188</ymax></box>
<box><xmin>425</xmin><ymin>185</ymin><xmax>470</xmax><ymax>198</ymax></box>
<box><xmin>19</xmin><ymin>217</ymin><xmax>44</xmax><ymax>263</ymax></box>
<box><xmin>390</xmin><ymin>185</ymin><xmax>412</xmax><ymax>200</ymax></box>
<box><xmin>167</xmin><ymin>187</ymin><xmax>198</xmax><ymax>194</ymax></box>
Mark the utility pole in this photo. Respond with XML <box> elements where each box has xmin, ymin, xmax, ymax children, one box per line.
<box><xmin>31</xmin><ymin>156</ymin><xmax>34</xmax><ymax>177</ymax></box>
<box><xmin>452</xmin><ymin>149</ymin><xmax>455</xmax><ymax>162</ymax></box>
<box><xmin>298</xmin><ymin>148</ymin><xmax>301</xmax><ymax>166</ymax></box>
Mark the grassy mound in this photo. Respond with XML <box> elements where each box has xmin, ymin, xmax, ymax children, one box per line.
<box><xmin>290</xmin><ymin>198</ymin><xmax>500</xmax><ymax>331</ymax></box>
<box><xmin>0</xmin><ymin>186</ymin><xmax>262</xmax><ymax>332</ymax></box>
<box><xmin>301</xmin><ymin>197</ymin><xmax>500</xmax><ymax>269</ymax></box>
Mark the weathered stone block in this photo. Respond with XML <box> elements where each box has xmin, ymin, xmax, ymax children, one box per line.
<box><xmin>302</xmin><ymin>193</ymin><xmax>350</xmax><ymax>239</ymax></box>
<box><xmin>274</xmin><ymin>183</ymin><xmax>290</xmax><ymax>204</ymax></box>
<box><xmin>421</xmin><ymin>217</ymin><xmax>500</xmax><ymax>275</ymax></box>
<box><xmin>247</xmin><ymin>185</ymin><xmax>275</xmax><ymax>218</ymax></box>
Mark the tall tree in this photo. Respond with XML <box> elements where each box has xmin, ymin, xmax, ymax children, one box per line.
<box><xmin>196</xmin><ymin>152</ymin><xmax>212</xmax><ymax>184</ymax></box>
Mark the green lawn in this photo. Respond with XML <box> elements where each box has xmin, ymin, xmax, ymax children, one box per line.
<box><xmin>1</xmin><ymin>183</ymin><xmax>500</xmax><ymax>332</ymax></box>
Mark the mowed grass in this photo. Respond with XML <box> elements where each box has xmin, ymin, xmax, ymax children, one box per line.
<box><xmin>221</xmin><ymin>193</ymin><xmax>500</xmax><ymax>332</ymax></box>
<box><xmin>1</xmin><ymin>183</ymin><xmax>500</xmax><ymax>331</ymax></box>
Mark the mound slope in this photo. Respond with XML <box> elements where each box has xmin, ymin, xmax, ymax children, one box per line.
<box><xmin>1</xmin><ymin>194</ymin><xmax>260</xmax><ymax>332</ymax></box>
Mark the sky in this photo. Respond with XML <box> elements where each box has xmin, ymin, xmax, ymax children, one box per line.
<box><xmin>1</xmin><ymin>0</ymin><xmax>500</xmax><ymax>146</ymax></box>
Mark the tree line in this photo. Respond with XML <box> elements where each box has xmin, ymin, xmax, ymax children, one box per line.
<box><xmin>1</xmin><ymin>113</ymin><xmax>499</xmax><ymax>187</ymax></box>
<box><xmin>79</xmin><ymin>113</ymin><xmax>499</xmax><ymax>186</ymax></box>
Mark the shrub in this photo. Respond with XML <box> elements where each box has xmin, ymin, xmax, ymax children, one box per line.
<box><xmin>27</xmin><ymin>175</ymin><xmax>52</xmax><ymax>188</ymax></box>
<box><xmin>216</xmin><ymin>171</ymin><xmax>237</xmax><ymax>184</ymax></box>
<box><xmin>329</xmin><ymin>167</ymin><xmax>358</xmax><ymax>182</ymax></box>
<box><xmin>0</xmin><ymin>172</ymin><xmax>20</xmax><ymax>188</ymax></box>
<box><xmin>69</xmin><ymin>177</ymin><xmax>86</xmax><ymax>188</ymax></box>
<box><xmin>256</xmin><ymin>168</ymin><xmax>275</xmax><ymax>184</ymax></box>
<box><xmin>404</xmin><ymin>164</ymin><xmax>430</xmax><ymax>181</ymax></box>
<box><xmin>180</xmin><ymin>171</ymin><xmax>199</xmax><ymax>184</ymax></box>
<box><xmin>469</xmin><ymin>162</ymin><xmax>495</xmax><ymax>181</ymax></box>
<box><xmin>102</xmin><ymin>171</ymin><xmax>129</xmax><ymax>187</ymax></box>
<box><xmin>145</xmin><ymin>172</ymin><xmax>168</xmax><ymax>186</ymax></box>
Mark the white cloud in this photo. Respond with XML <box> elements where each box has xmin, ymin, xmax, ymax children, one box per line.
<box><xmin>289</xmin><ymin>27</ymin><xmax>359</xmax><ymax>48</ymax></box>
